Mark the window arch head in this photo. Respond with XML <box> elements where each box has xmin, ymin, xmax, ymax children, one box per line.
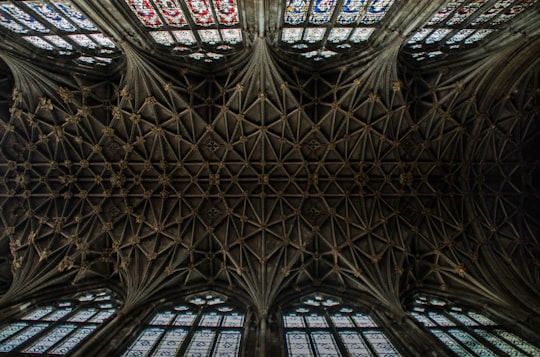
<box><xmin>0</xmin><ymin>289</ymin><xmax>119</xmax><ymax>354</ymax></box>
<box><xmin>282</xmin><ymin>292</ymin><xmax>400</xmax><ymax>356</ymax></box>
<box><xmin>409</xmin><ymin>295</ymin><xmax>540</xmax><ymax>356</ymax></box>
<box><xmin>122</xmin><ymin>291</ymin><xmax>246</xmax><ymax>357</ymax></box>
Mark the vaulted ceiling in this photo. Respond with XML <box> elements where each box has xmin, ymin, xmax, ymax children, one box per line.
<box><xmin>0</xmin><ymin>0</ymin><xmax>539</xmax><ymax>323</ymax></box>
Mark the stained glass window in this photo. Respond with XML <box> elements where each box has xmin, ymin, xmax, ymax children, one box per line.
<box><xmin>122</xmin><ymin>292</ymin><xmax>245</xmax><ymax>357</ymax></box>
<box><xmin>282</xmin><ymin>293</ymin><xmax>400</xmax><ymax>356</ymax></box>
<box><xmin>407</xmin><ymin>0</ymin><xmax>538</xmax><ymax>61</ymax></box>
<box><xmin>281</xmin><ymin>0</ymin><xmax>397</xmax><ymax>60</ymax></box>
<box><xmin>0</xmin><ymin>290</ymin><xmax>118</xmax><ymax>354</ymax></box>
<box><xmin>123</xmin><ymin>0</ymin><xmax>242</xmax><ymax>60</ymax></box>
<box><xmin>409</xmin><ymin>296</ymin><xmax>540</xmax><ymax>356</ymax></box>
<box><xmin>0</xmin><ymin>1</ymin><xmax>118</xmax><ymax>65</ymax></box>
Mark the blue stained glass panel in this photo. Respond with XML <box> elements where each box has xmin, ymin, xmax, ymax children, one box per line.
<box><xmin>330</xmin><ymin>314</ymin><xmax>354</xmax><ymax>328</ymax></box>
<box><xmin>311</xmin><ymin>331</ymin><xmax>341</xmax><ymax>356</ymax></box>
<box><xmin>68</xmin><ymin>308</ymin><xmax>97</xmax><ymax>322</ymax></box>
<box><xmin>222</xmin><ymin>313</ymin><xmax>244</xmax><ymax>327</ymax></box>
<box><xmin>339</xmin><ymin>331</ymin><xmax>371</xmax><ymax>356</ymax></box>
<box><xmin>199</xmin><ymin>313</ymin><xmax>222</xmax><ymax>327</ymax></box>
<box><xmin>360</xmin><ymin>0</ymin><xmax>395</xmax><ymax>24</ymax></box>
<box><xmin>122</xmin><ymin>328</ymin><xmax>165</xmax><ymax>357</ymax></box>
<box><xmin>88</xmin><ymin>310</ymin><xmax>115</xmax><ymax>323</ymax></box>
<box><xmin>309</xmin><ymin>0</ymin><xmax>337</xmax><ymax>25</ymax></box>
<box><xmin>495</xmin><ymin>330</ymin><xmax>540</xmax><ymax>355</ymax></box>
<box><xmin>284</xmin><ymin>0</ymin><xmax>309</xmax><ymax>25</ymax></box>
<box><xmin>23</xmin><ymin>324</ymin><xmax>77</xmax><ymax>354</ymax></box>
<box><xmin>305</xmin><ymin>314</ymin><xmax>328</xmax><ymax>328</ymax></box>
<box><xmin>152</xmin><ymin>329</ymin><xmax>188</xmax><ymax>356</ymax></box>
<box><xmin>0</xmin><ymin>4</ymin><xmax>48</xmax><ymax>32</ymax></box>
<box><xmin>431</xmin><ymin>329</ymin><xmax>474</xmax><ymax>356</ymax></box>
<box><xmin>213</xmin><ymin>331</ymin><xmax>242</xmax><ymax>356</ymax></box>
<box><xmin>411</xmin><ymin>312</ymin><xmax>436</xmax><ymax>327</ymax></box>
<box><xmin>286</xmin><ymin>331</ymin><xmax>314</xmax><ymax>357</ymax></box>
<box><xmin>474</xmin><ymin>330</ymin><xmax>526</xmax><ymax>356</ymax></box>
<box><xmin>49</xmin><ymin>326</ymin><xmax>97</xmax><ymax>355</ymax></box>
<box><xmin>184</xmin><ymin>330</ymin><xmax>216</xmax><ymax>356</ymax></box>
<box><xmin>0</xmin><ymin>323</ymin><xmax>49</xmax><ymax>352</ymax></box>
<box><xmin>173</xmin><ymin>312</ymin><xmax>197</xmax><ymax>326</ymax></box>
<box><xmin>42</xmin><ymin>308</ymin><xmax>73</xmax><ymax>321</ymax></box>
<box><xmin>51</xmin><ymin>1</ymin><xmax>97</xmax><ymax>30</ymax></box>
<box><xmin>0</xmin><ymin>323</ymin><xmax>28</xmax><ymax>343</ymax></box>
<box><xmin>26</xmin><ymin>2</ymin><xmax>77</xmax><ymax>32</ymax></box>
<box><xmin>22</xmin><ymin>307</ymin><xmax>54</xmax><ymax>321</ymax></box>
<box><xmin>283</xmin><ymin>314</ymin><xmax>306</xmax><ymax>328</ymax></box>
<box><xmin>150</xmin><ymin>312</ymin><xmax>175</xmax><ymax>325</ymax></box>
<box><xmin>448</xmin><ymin>329</ymin><xmax>497</xmax><ymax>356</ymax></box>
<box><xmin>466</xmin><ymin>312</ymin><xmax>496</xmax><ymax>326</ymax></box>
<box><xmin>0</xmin><ymin>13</ymin><xmax>27</xmax><ymax>33</ymax></box>
<box><xmin>352</xmin><ymin>314</ymin><xmax>377</xmax><ymax>327</ymax></box>
<box><xmin>428</xmin><ymin>312</ymin><xmax>455</xmax><ymax>326</ymax></box>
<box><xmin>337</xmin><ymin>0</ymin><xmax>367</xmax><ymax>24</ymax></box>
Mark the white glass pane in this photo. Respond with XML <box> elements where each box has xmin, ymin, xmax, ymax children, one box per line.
<box><xmin>411</xmin><ymin>312</ymin><xmax>436</xmax><ymax>327</ymax></box>
<box><xmin>431</xmin><ymin>329</ymin><xmax>473</xmax><ymax>356</ymax></box>
<box><xmin>49</xmin><ymin>326</ymin><xmax>97</xmax><ymax>355</ymax></box>
<box><xmin>449</xmin><ymin>312</ymin><xmax>478</xmax><ymax>326</ymax></box>
<box><xmin>199</xmin><ymin>313</ymin><xmax>222</xmax><ymax>327</ymax></box>
<box><xmin>467</xmin><ymin>312</ymin><xmax>496</xmax><ymax>326</ymax></box>
<box><xmin>122</xmin><ymin>328</ymin><xmax>165</xmax><ymax>357</ymax></box>
<box><xmin>311</xmin><ymin>331</ymin><xmax>340</xmax><ymax>356</ymax></box>
<box><xmin>328</xmin><ymin>27</ymin><xmax>352</xmax><ymax>43</ymax></box>
<box><xmin>220</xmin><ymin>28</ymin><xmax>242</xmax><ymax>44</ymax></box>
<box><xmin>153</xmin><ymin>329</ymin><xmax>188</xmax><ymax>356</ymax></box>
<box><xmin>349</xmin><ymin>27</ymin><xmax>374</xmax><ymax>42</ymax></box>
<box><xmin>23</xmin><ymin>324</ymin><xmax>77</xmax><ymax>354</ymax></box>
<box><xmin>212</xmin><ymin>331</ymin><xmax>242</xmax><ymax>356</ymax></box>
<box><xmin>23</xmin><ymin>36</ymin><xmax>55</xmax><ymax>50</ymax></box>
<box><xmin>474</xmin><ymin>330</ymin><xmax>526</xmax><ymax>356</ymax></box>
<box><xmin>284</xmin><ymin>314</ymin><xmax>305</xmax><ymax>328</ymax></box>
<box><xmin>21</xmin><ymin>307</ymin><xmax>54</xmax><ymax>321</ymax></box>
<box><xmin>495</xmin><ymin>330</ymin><xmax>540</xmax><ymax>355</ymax></box>
<box><xmin>305</xmin><ymin>314</ymin><xmax>328</xmax><ymax>328</ymax></box>
<box><xmin>363</xmin><ymin>331</ymin><xmax>399</xmax><ymax>355</ymax></box>
<box><xmin>0</xmin><ymin>323</ymin><xmax>49</xmax><ymax>352</ymax></box>
<box><xmin>150</xmin><ymin>312</ymin><xmax>175</xmax><ymax>326</ymax></box>
<box><xmin>199</xmin><ymin>29</ymin><xmax>221</xmax><ymax>44</ymax></box>
<box><xmin>52</xmin><ymin>1</ymin><xmax>97</xmax><ymax>30</ymax></box>
<box><xmin>0</xmin><ymin>4</ymin><xmax>49</xmax><ymax>32</ymax></box>
<box><xmin>425</xmin><ymin>29</ymin><xmax>452</xmax><ymax>44</ymax></box>
<box><xmin>339</xmin><ymin>331</ymin><xmax>372</xmax><ymax>357</ymax></box>
<box><xmin>428</xmin><ymin>312</ymin><xmax>455</xmax><ymax>326</ymax></box>
<box><xmin>448</xmin><ymin>329</ymin><xmax>497</xmax><ymax>356</ymax></box>
<box><xmin>68</xmin><ymin>308</ymin><xmax>97</xmax><ymax>322</ymax></box>
<box><xmin>42</xmin><ymin>308</ymin><xmax>73</xmax><ymax>321</ymax></box>
<box><xmin>0</xmin><ymin>323</ymin><xmax>28</xmax><ymax>343</ymax></box>
<box><xmin>68</xmin><ymin>34</ymin><xmax>97</xmax><ymax>48</ymax></box>
<box><xmin>173</xmin><ymin>312</ymin><xmax>197</xmax><ymax>326</ymax></box>
<box><xmin>222</xmin><ymin>313</ymin><xmax>244</xmax><ymax>327</ymax></box>
<box><xmin>172</xmin><ymin>30</ymin><xmax>196</xmax><ymax>45</ymax></box>
<box><xmin>150</xmin><ymin>31</ymin><xmax>175</xmax><ymax>46</ymax></box>
<box><xmin>286</xmin><ymin>331</ymin><xmax>314</xmax><ymax>357</ymax></box>
<box><xmin>330</xmin><ymin>314</ymin><xmax>354</xmax><ymax>328</ymax></box>
<box><xmin>408</xmin><ymin>28</ymin><xmax>431</xmax><ymax>44</ymax></box>
<box><xmin>303</xmin><ymin>27</ymin><xmax>325</xmax><ymax>43</ymax></box>
<box><xmin>88</xmin><ymin>310</ymin><xmax>115</xmax><ymax>323</ymax></box>
<box><xmin>90</xmin><ymin>34</ymin><xmax>115</xmax><ymax>48</ymax></box>
<box><xmin>352</xmin><ymin>314</ymin><xmax>377</xmax><ymax>328</ymax></box>
<box><xmin>185</xmin><ymin>330</ymin><xmax>216</xmax><ymax>357</ymax></box>
<box><xmin>281</xmin><ymin>28</ymin><xmax>303</xmax><ymax>43</ymax></box>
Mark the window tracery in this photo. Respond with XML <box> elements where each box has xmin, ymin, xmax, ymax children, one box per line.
<box><xmin>122</xmin><ymin>291</ymin><xmax>245</xmax><ymax>356</ymax></box>
<box><xmin>0</xmin><ymin>289</ymin><xmax>118</xmax><ymax>354</ymax></box>
<box><xmin>409</xmin><ymin>296</ymin><xmax>540</xmax><ymax>356</ymax></box>
<box><xmin>406</xmin><ymin>0</ymin><xmax>537</xmax><ymax>61</ymax></box>
<box><xmin>123</xmin><ymin>0</ymin><xmax>242</xmax><ymax>62</ymax></box>
<box><xmin>280</xmin><ymin>0</ymin><xmax>397</xmax><ymax>61</ymax></box>
<box><xmin>0</xmin><ymin>0</ymin><xmax>118</xmax><ymax>66</ymax></box>
<box><xmin>282</xmin><ymin>293</ymin><xmax>400</xmax><ymax>356</ymax></box>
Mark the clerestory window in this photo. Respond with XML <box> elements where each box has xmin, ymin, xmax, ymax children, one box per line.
<box><xmin>406</xmin><ymin>0</ymin><xmax>537</xmax><ymax>61</ymax></box>
<box><xmin>280</xmin><ymin>0</ymin><xmax>398</xmax><ymax>61</ymax></box>
<box><xmin>122</xmin><ymin>291</ymin><xmax>246</xmax><ymax>356</ymax></box>
<box><xmin>0</xmin><ymin>0</ymin><xmax>119</xmax><ymax>66</ymax></box>
<box><xmin>409</xmin><ymin>295</ymin><xmax>540</xmax><ymax>356</ymax></box>
<box><xmin>282</xmin><ymin>293</ymin><xmax>400</xmax><ymax>356</ymax></box>
<box><xmin>0</xmin><ymin>289</ymin><xmax>118</xmax><ymax>355</ymax></box>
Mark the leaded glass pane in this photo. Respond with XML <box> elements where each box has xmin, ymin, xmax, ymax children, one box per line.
<box><xmin>212</xmin><ymin>0</ymin><xmax>240</xmax><ymax>25</ymax></box>
<box><xmin>125</xmin><ymin>0</ymin><xmax>163</xmax><ymax>28</ymax></box>
<box><xmin>172</xmin><ymin>30</ymin><xmax>196</xmax><ymax>44</ymax></box>
<box><xmin>352</xmin><ymin>314</ymin><xmax>377</xmax><ymax>327</ymax></box>
<box><xmin>51</xmin><ymin>1</ymin><xmax>97</xmax><ymax>30</ymax></box>
<box><xmin>22</xmin><ymin>307</ymin><xmax>54</xmax><ymax>321</ymax></box>
<box><xmin>337</xmin><ymin>0</ymin><xmax>367</xmax><ymax>24</ymax></box>
<box><xmin>185</xmin><ymin>330</ymin><xmax>216</xmax><ymax>356</ymax></box>
<box><xmin>445</xmin><ymin>0</ymin><xmax>488</xmax><ymax>25</ymax></box>
<box><xmin>470</xmin><ymin>0</ymin><xmax>514</xmax><ymax>25</ymax></box>
<box><xmin>467</xmin><ymin>312</ymin><xmax>496</xmax><ymax>326</ymax></box>
<box><xmin>173</xmin><ymin>312</ymin><xmax>197</xmax><ymax>326</ymax></box>
<box><xmin>463</xmin><ymin>29</ymin><xmax>494</xmax><ymax>44</ymax></box>
<box><xmin>363</xmin><ymin>330</ymin><xmax>399</xmax><ymax>355</ymax></box>
<box><xmin>282</xmin><ymin>28</ymin><xmax>303</xmax><ymax>43</ymax></box>
<box><xmin>0</xmin><ymin>4</ymin><xmax>48</xmax><ymax>32</ymax></box>
<box><xmin>339</xmin><ymin>331</ymin><xmax>372</xmax><ymax>356</ymax></box>
<box><xmin>0</xmin><ymin>323</ymin><xmax>49</xmax><ymax>352</ymax></box>
<box><xmin>153</xmin><ymin>329</ymin><xmax>188</xmax><ymax>356</ymax></box>
<box><xmin>303</xmin><ymin>27</ymin><xmax>325</xmax><ymax>43</ymax></box>
<box><xmin>449</xmin><ymin>312</ymin><xmax>478</xmax><ymax>326</ymax></box>
<box><xmin>155</xmin><ymin>0</ymin><xmax>187</xmax><ymax>27</ymax></box>
<box><xmin>284</xmin><ymin>0</ymin><xmax>309</xmax><ymax>24</ymax></box>
<box><xmin>360</xmin><ymin>0</ymin><xmax>395</xmax><ymax>24</ymax></box>
<box><xmin>150</xmin><ymin>312</ymin><xmax>176</xmax><ymax>326</ymax></box>
<box><xmin>474</xmin><ymin>330</ymin><xmax>526</xmax><ymax>356</ymax></box>
<box><xmin>286</xmin><ymin>331</ymin><xmax>314</xmax><ymax>357</ymax></box>
<box><xmin>445</xmin><ymin>29</ymin><xmax>474</xmax><ymax>44</ymax></box>
<box><xmin>68</xmin><ymin>308</ymin><xmax>97</xmax><ymax>322</ymax></box>
<box><xmin>328</xmin><ymin>27</ymin><xmax>352</xmax><ymax>43</ymax></box>
<box><xmin>42</xmin><ymin>308</ymin><xmax>73</xmax><ymax>321</ymax></box>
<box><xmin>0</xmin><ymin>13</ymin><xmax>27</xmax><ymax>33</ymax></box>
<box><xmin>199</xmin><ymin>29</ymin><xmax>221</xmax><ymax>43</ymax></box>
<box><xmin>220</xmin><ymin>28</ymin><xmax>242</xmax><ymax>43</ymax></box>
<box><xmin>222</xmin><ymin>313</ymin><xmax>244</xmax><ymax>327</ymax></box>
<box><xmin>425</xmin><ymin>29</ymin><xmax>452</xmax><ymax>44</ymax></box>
<box><xmin>408</xmin><ymin>28</ymin><xmax>432</xmax><ymax>44</ymax></box>
<box><xmin>284</xmin><ymin>314</ymin><xmax>306</xmax><ymax>328</ymax></box>
<box><xmin>199</xmin><ymin>312</ymin><xmax>222</xmax><ymax>327</ymax></box>
<box><xmin>448</xmin><ymin>329</ymin><xmax>497</xmax><ymax>356</ymax></box>
<box><xmin>49</xmin><ymin>326</ymin><xmax>97</xmax><ymax>355</ymax></box>
<box><xmin>311</xmin><ymin>331</ymin><xmax>341</xmax><ymax>356</ymax></box>
<box><xmin>44</xmin><ymin>35</ymin><xmax>73</xmax><ymax>49</ymax></box>
<box><xmin>68</xmin><ymin>34</ymin><xmax>97</xmax><ymax>48</ymax></box>
<box><xmin>0</xmin><ymin>323</ymin><xmax>28</xmax><ymax>343</ymax></box>
<box><xmin>490</xmin><ymin>0</ymin><xmax>536</xmax><ymax>25</ymax></box>
<box><xmin>213</xmin><ymin>331</ymin><xmax>242</xmax><ymax>356</ymax></box>
<box><xmin>427</xmin><ymin>1</ymin><xmax>466</xmax><ymax>25</ymax></box>
<box><xmin>330</xmin><ymin>314</ymin><xmax>354</xmax><ymax>328</ymax></box>
<box><xmin>23</xmin><ymin>324</ymin><xmax>77</xmax><ymax>354</ymax></box>
<box><xmin>90</xmin><ymin>33</ymin><xmax>115</xmax><ymax>48</ymax></box>
<box><xmin>495</xmin><ymin>330</ymin><xmax>540</xmax><ymax>355</ymax></box>
<box><xmin>309</xmin><ymin>0</ymin><xmax>338</xmax><ymax>25</ymax></box>
<box><xmin>123</xmin><ymin>328</ymin><xmax>165</xmax><ymax>357</ymax></box>
<box><xmin>431</xmin><ymin>329</ymin><xmax>474</xmax><ymax>356</ymax></box>
<box><xmin>411</xmin><ymin>312</ymin><xmax>436</xmax><ymax>327</ymax></box>
<box><xmin>349</xmin><ymin>27</ymin><xmax>374</xmax><ymax>42</ymax></box>
<box><xmin>428</xmin><ymin>312</ymin><xmax>455</xmax><ymax>326</ymax></box>
<box><xmin>23</xmin><ymin>35</ymin><xmax>55</xmax><ymax>50</ymax></box>
<box><xmin>305</xmin><ymin>314</ymin><xmax>328</xmax><ymax>328</ymax></box>
<box><xmin>185</xmin><ymin>0</ymin><xmax>215</xmax><ymax>26</ymax></box>
<box><xmin>25</xmin><ymin>2</ymin><xmax>77</xmax><ymax>32</ymax></box>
